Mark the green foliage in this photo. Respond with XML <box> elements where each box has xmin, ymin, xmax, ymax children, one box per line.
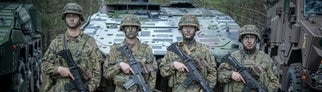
<box><xmin>29</xmin><ymin>0</ymin><xmax>100</xmax><ymax>50</ymax></box>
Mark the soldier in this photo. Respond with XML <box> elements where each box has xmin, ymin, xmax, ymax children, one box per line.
<box><xmin>104</xmin><ymin>14</ymin><xmax>158</xmax><ymax>92</ymax></box>
<box><xmin>159</xmin><ymin>14</ymin><xmax>217</xmax><ymax>92</ymax></box>
<box><xmin>41</xmin><ymin>3</ymin><xmax>103</xmax><ymax>92</ymax></box>
<box><xmin>217</xmin><ymin>25</ymin><xmax>279</xmax><ymax>92</ymax></box>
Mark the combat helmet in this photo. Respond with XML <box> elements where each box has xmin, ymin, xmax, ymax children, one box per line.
<box><xmin>178</xmin><ymin>14</ymin><xmax>200</xmax><ymax>31</ymax></box>
<box><xmin>120</xmin><ymin>14</ymin><xmax>141</xmax><ymax>31</ymax></box>
<box><xmin>62</xmin><ymin>3</ymin><xmax>84</xmax><ymax>21</ymax></box>
<box><xmin>239</xmin><ymin>25</ymin><xmax>261</xmax><ymax>42</ymax></box>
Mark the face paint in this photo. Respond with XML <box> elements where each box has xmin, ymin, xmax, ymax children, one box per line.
<box><xmin>123</xmin><ymin>26</ymin><xmax>139</xmax><ymax>39</ymax></box>
<box><xmin>181</xmin><ymin>26</ymin><xmax>196</xmax><ymax>41</ymax></box>
<box><xmin>242</xmin><ymin>34</ymin><xmax>257</xmax><ymax>50</ymax></box>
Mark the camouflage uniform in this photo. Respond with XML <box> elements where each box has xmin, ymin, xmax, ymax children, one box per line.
<box><xmin>217</xmin><ymin>25</ymin><xmax>279</xmax><ymax>92</ymax></box>
<box><xmin>159</xmin><ymin>15</ymin><xmax>217</xmax><ymax>92</ymax></box>
<box><xmin>42</xmin><ymin>33</ymin><xmax>103</xmax><ymax>92</ymax></box>
<box><xmin>41</xmin><ymin>3</ymin><xmax>103</xmax><ymax>92</ymax></box>
<box><xmin>103</xmin><ymin>15</ymin><xmax>158</xmax><ymax>92</ymax></box>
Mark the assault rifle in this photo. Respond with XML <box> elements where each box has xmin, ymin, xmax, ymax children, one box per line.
<box><xmin>167</xmin><ymin>42</ymin><xmax>213</xmax><ymax>92</ymax></box>
<box><xmin>117</xmin><ymin>44</ymin><xmax>150</xmax><ymax>92</ymax></box>
<box><xmin>222</xmin><ymin>54</ymin><xmax>268</xmax><ymax>92</ymax></box>
<box><xmin>57</xmin><ymin>49</ymin><xmax>88</xmax><ymax>92</ymax></box>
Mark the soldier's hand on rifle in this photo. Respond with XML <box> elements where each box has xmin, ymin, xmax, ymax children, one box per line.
<box><xmin>119</xmin><ymin>62</ymin><xmax>134</xmax><ymax>74</ymax></box>
<box><xmin>173</xmin><ymin>61</ymin><xmax>189</xmax><ymax>72</ymax></box>
<box><xmin>58</xmin><ymin>66</ymin><xmax>75</xmax><ymax>80</ymax></box>
<box><xmin>232</xmin><ymin>71</ymin><xmax>245</xmax><ymax>83</ymax></box>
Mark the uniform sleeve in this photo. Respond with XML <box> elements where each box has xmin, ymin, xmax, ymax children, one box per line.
<box><xmin>159</xmin><ymin>51</ymin><xmax>178</xmax><ymax>77</ymax></box>
<box><xmin>103</xmin><ymin>45</ymin><xmax>121</xmax><ymax>79</ymax></box>
<box><xmin>264</xmin><ymin>55</ymin><xmax>279</xmax><ymax>92</ymax></box>
<box><xmin>204</xmin><ymin>48</ymin><xmax>217</xmax><ymax>88</ymax></box>
<box><xmin>84</xmin><ymin>38</ymin><xmax>103</xmax><ymax>92</ymax></box>
<box><xmin>41</xmin><ymin>39</ymin><xmax>60</xmax><ymax>77</ymax></box>
<box><xmin>145</xmin><ymin>47</ymin><xmax>158</xmax><ymax>89</ymax></box>
<box><xmin>217</xmin><ymin>62</ymin><xmax>233</xmax><ymax>84</ymax></box>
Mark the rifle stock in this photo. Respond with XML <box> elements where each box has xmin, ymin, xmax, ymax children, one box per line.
<box><xmin>167</xmin><ymin>42</ymin><xmax>214</xmax><ymax>92</ymax></box>
<box><xmin>57</xmin><ymin>49</ymin><xmax>88</xmax><ymax>92</ymax></box>
<box><xmin>223</xmin><ymin>54</ymin><xmax>268</xmax><ymax>92</ymax></box>
<box><xmin>117</xmin><ymin>44</ymin><xmax>150</xmax><ymax>92</ymax></box>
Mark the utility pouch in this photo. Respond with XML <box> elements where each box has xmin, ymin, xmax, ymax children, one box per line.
<box><xmin>142</xmin><ymin>63</ymin><xmax>154</xmax><ymax>73</ymax></box>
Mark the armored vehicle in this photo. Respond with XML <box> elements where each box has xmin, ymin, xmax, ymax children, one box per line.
<box><xmin>265</xmin><ymin>0</ymin><xmax>322</xmax><ymax>91</ymax></box>
<box><xmin>83</xmin><ymin>0</ymin><xmax>240</xmax><ymax>91</ymax></box>
<box><xmin>84</xmin><ymin>0</ymin><xmax>240</xmax><ymax>61</ymax></box>
<box><xmin>0</xmin><ymin>2</ymin><xmax>42</xmax><ymax>92</ymax></box>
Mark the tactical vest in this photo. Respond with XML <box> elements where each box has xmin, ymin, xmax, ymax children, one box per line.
<box><xmin>168</xmin><ymin>42</ymin><xmax>211</xmax><ymax>87</ymax></box>
<box><xmin>54</xmin><ymin>34</ymin><xmax>91</xmax><ymax>66</ymax></box>
<box><xmin>54</xmin><ymin>33</ymin><xmax>91</xmax><ymax>92</ymax></box>
<box><xmin>112</xmin><ymin>42</ymin><xmax>154</xmax><ymax>87</ymax></box>
<box><xmin>227</xmin><ymin>50</ymin><xmax>270</xmax><ymax>92</ymax></box>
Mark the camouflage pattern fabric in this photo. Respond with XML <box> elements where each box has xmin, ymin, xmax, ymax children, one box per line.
<box><xmin>217</xmin><ymin>50</ymin><xmax>279</xmax><ymax>92</ymax></box>
<box><xmin>41</xmin><ymin>33</ymin><xmax>103</xmax><ymax>92</ymax></box>
<box><xmin>159</xmin><ymin>40</ymin><xmax>217</xmax><ymax>92</ymax></box>
<box><xmin>119</xmin><ymin>14</ymin><xmax>141</xmax><ymax>31</ymax></box>
<box><xmin>62</xmin><ymin>3</ymin><xmax>84</xmax><ymax>21</ymax></box>
<box><xmin>104</xmin><ymin>39</ymin><xmax>158</xmax><ymax>92</ymax></box>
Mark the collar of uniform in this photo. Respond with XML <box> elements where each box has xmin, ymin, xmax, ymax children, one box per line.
<box><xmin>122</xmin><ymin>38</ymin><xmax>141</xmax><ymax>51</ymax></box>
<box><xmin>188</xmin><ymin>42</ymin><xmax>197</xmax><ymax>52</ymax></box>
<box><xmin>181</xmin><ymin>39</ymin><xmax>197</xmax><ymax>51</ymax></box>
<box><xmin>241</xmin><ymin>49</ymin><xmax>259</xmax><ymax>59</ymax></box>
<box><xmin>64</xmin><ymin>32</ymin><xmax>83</xmax><ymax>42</ymax></box>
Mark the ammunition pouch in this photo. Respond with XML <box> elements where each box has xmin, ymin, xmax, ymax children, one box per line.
<box><xmin>122</xmin><ymin>79</ymin><xmax>141</xmax><ymax>91</ymax></box>
<box><xmin>64</xmin><ymin>82</ymin><xmax>77</xmax><ymax>92</ymax></box>
<box><xmin>182</xmin><ymin>78</ymin><xmax>197</xmax><ymax>88</ymax></box>
<box><xmin>114</xmin><ymin>74</ymin><xmax>130</xmax><ymax>87</ymax></box>
<box><xmin>242</xmin><ymin>86</ymin><xmax>251</xmax><ymax>92</ymax></box>
<box><xmin>123</xmin><ymin>79</ymin><xmax>135</xmax><ymax>90</ymax></box>
<box><xmin>247</xmin><ymin>66</ymin><xmax>262</xmax><ymax>80</ymax></box>
<box><xmin>81</xmin><ymin>68</ymin><xmax>91</xmax><ymax>81</ymax></box>
<box><xmin>168</xmin><ymin>75</ymin><xmax>176</xmax><ymax>87</ymax></box>
<box><xmin>194</xmin><ymin>58</ymin><xmax>207</xmax><ymax>70</ymax></box>
<box><xmin>44</xmin><ymin>76</ymin><xmax>56</xmax><ymax>92</ymax></box>
<box><xmin>142</xmin><ymin>63</ymin><xmax>154</xmax><ymax>73</ymax></box>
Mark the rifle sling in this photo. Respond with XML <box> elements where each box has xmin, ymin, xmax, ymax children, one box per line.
<box><xmin>179</xmin><ymin>42</ymin><xmax>192</xmax><ymax>55</ymax></box>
